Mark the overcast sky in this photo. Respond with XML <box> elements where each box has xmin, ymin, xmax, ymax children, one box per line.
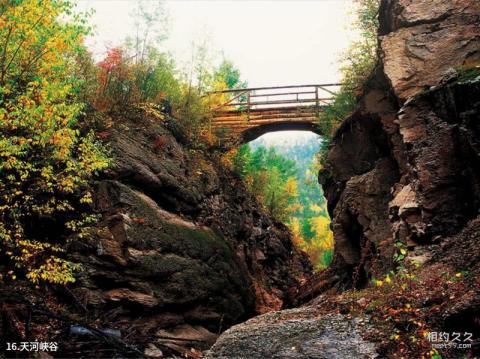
<box><xmin>78</xmin><ymin>0</ymin><xmax>356</xmax><ymax>143</ymax></box>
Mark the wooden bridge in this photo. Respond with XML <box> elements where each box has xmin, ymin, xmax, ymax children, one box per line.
<box><xmin>206</xmin><ymin>83</ymin><xmax>340</xmax><ymax>142</ymax></box>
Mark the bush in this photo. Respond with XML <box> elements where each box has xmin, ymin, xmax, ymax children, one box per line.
<box><xmin>93</xmin><ymin>46</ymin><xmax>182</xmax><ymax>113</ymax></box>
<box><xmin>317</xmin><ymin>0</ymin><xmax>379</xmax><ymax>173</ymax></box>
<box><xmin>91</xmin><ymin>39</ymin><xmax>247</xmax><ymax>147</ymax></box>
<box><xmin>0</xmin><ymin>0</ymin><xmax>110</xmax><ymax>284</ymax></box>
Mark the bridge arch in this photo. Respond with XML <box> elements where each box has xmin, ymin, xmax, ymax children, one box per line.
<box><xmin>240</xmin><ymin>121</ymin><xmax>322</xmax><ymax>144</ymax></box>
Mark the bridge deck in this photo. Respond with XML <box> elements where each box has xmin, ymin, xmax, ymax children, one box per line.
<box><xmin>207</xmin><ymin>84</ymin><xmax>340</xmax><ymax>135</ymax></box>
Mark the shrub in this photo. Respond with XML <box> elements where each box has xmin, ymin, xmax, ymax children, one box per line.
<box><xmin>317</xmin><ymin>0</ymin><xmax>379</xmax><ymax>173</ymax></box>
<box><xmin>93</xmin><ymin>46</ymin><xmax>182</xmax><ymax>113</ymax></box>
<box><xmin>0</xmin><ymin>0</ymin><xmax>110</xmax><ymax>284</ymax></box>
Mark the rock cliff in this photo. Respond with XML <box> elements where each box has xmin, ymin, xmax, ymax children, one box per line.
<box><xmin>313</xmin><ymin>0</ymin><xmax>480</xmax><ymax>291</ymax></box>
<box><xmin>66</xmin><ymin>108</ymin><xmax>312</xmax><ymax>355</ymax></box>
<box><xmin>0</xmin><ymin>107</ymin><xmax>311</xmax><ymax>358</ymax></box>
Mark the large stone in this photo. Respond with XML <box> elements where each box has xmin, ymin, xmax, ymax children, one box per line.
<box><xmin>155</xmin><ymin>324</ymin><xmax>218</xmax><ymax>346</ymax></box>
<box><xmin>205</xmin><ymin>308</ymin><xmax>378</xmax><ymax>359</ymax></box>
<box><xmin>389</xmin><ymin>184</ymin><xmax>418</xmax><ymax>218</ymax></box>
<box><xmin>104</xmin><ymin>288</ymin><xmax>159</xmax><ymax>307</ymax></box>
<box><xmin>73</xmin><ymin>180</ymin><xmax>254</xmax><ymax>322</ymax></box>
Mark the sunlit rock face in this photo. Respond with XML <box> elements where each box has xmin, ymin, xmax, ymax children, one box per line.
<box><xmin>379</xmin><ymin>0</ymin><xmax>480</xmax><ymax>100</ymax></box>
<box><xmin>310</xmin><ymin>0</ymin><xmax>480</xmax><ymax>292</ymax></box>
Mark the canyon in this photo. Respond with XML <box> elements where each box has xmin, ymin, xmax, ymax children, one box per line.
<box><xmin>1</xmin><ymin>0</ymin><xmax>479</xmax><ymax>358</ymax></box>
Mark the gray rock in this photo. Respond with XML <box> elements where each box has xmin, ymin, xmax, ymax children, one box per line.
<box><xmin>205</xmin><ymin>308</ymin><xmax>379</xmax><ymax>359</ymax></box>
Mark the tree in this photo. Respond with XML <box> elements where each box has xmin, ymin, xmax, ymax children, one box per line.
<box><xmin>128</xmin><ymin>0</ymin><xmax>169</xmax><ymax>64</ymax></box>
<box><xmin>232</xmin><ymin>145</ymin><xmax>299</xmax><ymax>222</ymax></box>
<box><xmin>213</xmin><ymin>60</ymin><xmax>247</xmax><ymax>90</ymax></box>
<box><xmin>94</xmin><ymin>46</ymin><xmax>182</xmax><ymax>112</ymax></box>
<box><xmin>232</xmin><ymin>144</ymin><xmax>252</xmax><ymax>177</ymax></box>
<box><xmin>95</xmin><ymin>47</ymin><xmax>134</xmax><ymax>111</ymax></box>
<box><xmin>0</xmin><ymin>0</ymin><xmax>110</xmax><ymax>284</ymax></box>
<box><xmin>341</xmin><ymin>0</ymin><xmax>379</xmax><ymax>91</ymax></box>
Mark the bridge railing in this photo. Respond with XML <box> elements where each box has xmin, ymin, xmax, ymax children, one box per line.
<box><xmin>209</xmin><ymin>84</ymin><xmax>340</xmax><ymax>111</ymax></box>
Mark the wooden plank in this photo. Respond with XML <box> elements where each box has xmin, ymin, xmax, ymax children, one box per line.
<box><xmin>216</xmin><ymin>108</ymin><xmax>328</xmax><ymax>117</ymax></box>
<box><xmin>215</xmin><ymin>105</ymin><xmax>317</xmax><ymax>113</ymax></box>
<box><xmin>212</xmin><ymin>117</ymin><xmax>318</xmax><ymax>127</ymax></box>
<box><xmin>214</xmin><ymin>105</ymin><xmax>325</xmax><ymax>116</ymax></box>
<box><xmin>213</xmin><ymin>112</ymin><xmax>317</xmax><ymax>121</ymax></box>
<box><xmin>213</xmin><ymin>111</ymin><xmax>317</xmax><ymax>122</ymax></box>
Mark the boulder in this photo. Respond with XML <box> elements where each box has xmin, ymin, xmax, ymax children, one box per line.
<box><xmin>205</xmin><ymin>308</ymin><xmax>378</xmax><ymax>359</ymax></box>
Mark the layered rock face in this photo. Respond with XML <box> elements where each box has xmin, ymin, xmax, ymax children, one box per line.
<box><xmin>68</xmin><ymin>109</ymin><xmax>311</xmax><ymax>352</ymax></box>
<box><xmin>317</xmin><ymin>0</ymin><xmax>480</xmax><ymax>289</ymax></box>
<box><xmin>379</xmin><ymin>0</ymin><xmax>480</xmax><ymax>100</ymax></box>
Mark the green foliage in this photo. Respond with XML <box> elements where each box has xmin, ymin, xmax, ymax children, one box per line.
<box><xmin>233</xmin><ymin>145</ymin><xmax>297</xmax><ymax>221</ymax></box>
<box><xmin>0</xmin><ymin>0</ymin><xmax>110</xmax><ymax>284</ymax></box>
<box><xmin>94</xmin><ymin>46</ymin><xmax>182</xmax><ymax>112</ymax></box>
<box><xmin>275</xmin><ymin>139</ymin><xmax>334</xmax><ymax>270</ymax></box>
<box><xmin>393</xmin><ymin>240</ymin><xmax>408</xmax><ymax>262</ymax></box>
<box><xmin>232</xmin><ymin>143</ymin><xmax>252</xmax><ymax>176</ymax></box>
<box><xmin>341</xmin><ymin>0</ymin><xmax>379</xmax><ymax>92</ymax></box>
<box><xmin>456</xmin><ymin>64</ymin><xmax>480</xmax><ymax>84</ymax></box>
<box><xmin>181</xmin><ymin>57</ymin><xmax>248</xmax><ymax>145</ymax></box>
<box><xmin>318</xmin><ymin>91</ymin><xmax>356</xmax><ymax>137</ymax></box>
<box><xmin>90</xmin><ymin>0</ymin><xmax>179</xmax><ymax>113</ymax></box>
<box><xmin>213</xmin><ymin>60</ymin><xmax>248</xmax><ymax>90</ymax></box>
